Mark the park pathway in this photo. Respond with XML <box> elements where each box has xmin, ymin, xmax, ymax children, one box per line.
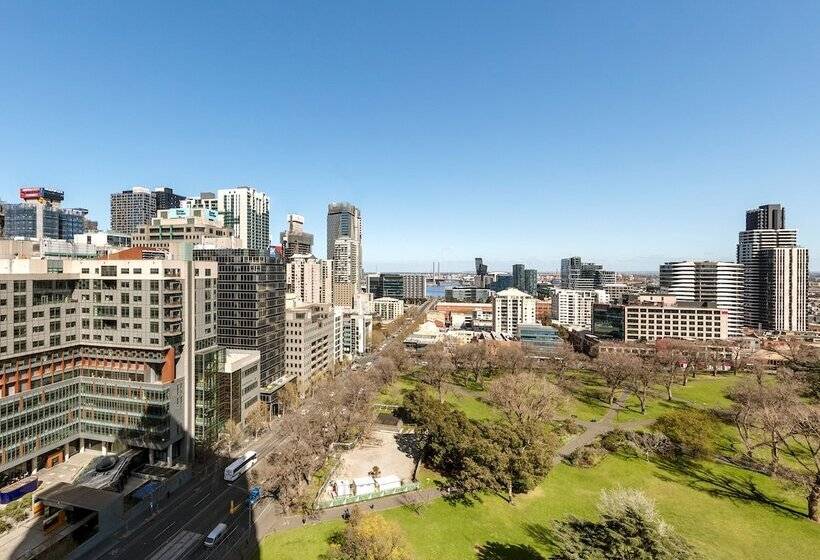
<box><xmin>555</xmin><ymin>395</ymin><xmax>654</xmax><ymax>462</ymax></box>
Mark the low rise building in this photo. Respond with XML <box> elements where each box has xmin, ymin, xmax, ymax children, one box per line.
<box><xmin>518</xmin><ymin>323</ymin><xmax>562</xmax><ymax>349</ymax></box>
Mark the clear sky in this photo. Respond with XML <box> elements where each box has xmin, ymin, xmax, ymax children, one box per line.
<box><xmin>1</xmin><ymin>1</ymin><xmax>818</xmax><ymax>272</ymax></box>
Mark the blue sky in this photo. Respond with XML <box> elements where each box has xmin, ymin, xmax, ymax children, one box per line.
<box><xmin>1</xmin><ymin>1</ymin><xmax>818</xmax><ymax>272</ymax></box>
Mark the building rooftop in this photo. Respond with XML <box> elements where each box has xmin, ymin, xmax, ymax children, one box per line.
<box><xmin>495</xmin><ymin>288</ymin><xmax>533</xmax><ymax>298</ymax></box>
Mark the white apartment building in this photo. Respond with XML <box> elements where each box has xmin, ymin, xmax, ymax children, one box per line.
<box><xmin>493</xmin><ymin>288</ymin><xmax>537</xmax><ymax>336</ymax></box>
<box><xmin>551</xmin><ymin>289</ymin><xmax>607</xmax><ymax>331</ymax></box>
<box><xmin>284</xmin><ymin>301</ymin><xmax>334</xmax><ymax>395</ymax></box>
<box><xmin>659</xmin><ymin>261</ymin><xmax>744</xmax><ymax>337</ymax></box>
<box><xmin>761</xmin><ymin>247</ymin><xmax>808</xmax><ymax>332</ymax></box>
<box><xmin>623</xmin><ymin>295</ymin><xmax>729</xmax><ymax>342</ymax></box>
<box><xmin>332</xmin><ymin>236</ymin><xmax>357</xmax><ymax>307</ymax></box>
<box><xmin>287</xmin><ymin>253</ymin><xmax>333</xmax><ymax>304</ymax></box>
<box><xmin>373</xmin><ymin>297</ymin><xmax>404</xmax><ymax>323</ymax></box>
<box><xmin>185</xmin><ymin>188</ymin><xmax>270</xmax><ymax>252</ymax></box>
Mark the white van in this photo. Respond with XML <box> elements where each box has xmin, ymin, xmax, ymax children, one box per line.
<box><xmin>204</xmin><ymin>523</ymin><xmax>228</xmax><ymax>548</ymax></box>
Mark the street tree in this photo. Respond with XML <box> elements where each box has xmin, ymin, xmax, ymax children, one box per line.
<box><xmin>218</xmin><ymin>419</ymin><xmax>244</xmax><ymax>453</ymax></box>
<box><xmin>323</xmin><ymin>512</ymin><xmax>414</xmax><ymax>560</ymax></box>
<box><xmin>245</xmin><ymin>400</ymin><xmax>270</xmax><ymax>439</ymax></box>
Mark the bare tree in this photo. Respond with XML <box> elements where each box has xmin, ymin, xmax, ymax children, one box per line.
<box><xmin>728</xmin><ymin>379</ymin><xmax>802</xmax><ymax>470</ymax></box>
<box><xmin>419</xmin><ymin>342</ymin><xmax>454</xmax><ymax>402</ymax></box>
<box><xmin>727</xmin><ymin>339</ymin><xmax>753</xmax><ymax>373</ymax></box>
<box><xmin>626</xmin><ymin>358</ymin><xmax>657</xmax><ymax>414</ymax></box>
<box><xmin>372</xmin><ymin>356</ymin><xmax>399</xmax><ymax>385</ymax></box>
<box><xmin>487</xmin><ymin>371</ymin><xmax>567</xmax><ymax>424</ymax></box>
<box><xmin>383</xmin><ymin>341</ymin><xmax>414</xmax><ymax>373</ymax></box>
<box><xmin>594</xmin><ymin>351</ymin><xmax>640</xmax><ymax>405</ymax></box>
<box><xmin>463</xmin><ymin>342</ymin><xmax>489</xmax><ymax>385</ymax></box>
<box><xmin>777</xmin><ymin>404</ymin><xmax>820</xmax><ymax>522</ymax></box>
<box><xmin>654</xmin><ymin>339</ymin><xmax>684</xmax><ymax>401</ymax></box>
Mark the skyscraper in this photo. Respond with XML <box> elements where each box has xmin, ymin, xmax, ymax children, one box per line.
<box><xmin>512</xmin><ymin>264</ymin><xmax>526</xmax><ymax>291</ymax></box>
<box><xmin>659</xmin><ymin>260</ymin><xmax>744</xmax><ymax>337</ymax></box>
<box><xmin>3</xmin><ymin>187</ymin><xmax>87</xmax><ymax>241</ymax></box>
<box><xmin>327</xmin><ymin>202</ymin><xmax>362</xmax><ymax>287</ymax></box>
<box><xmin>217</xmin><ymin>187</ymin><xmax>271</xmax><ymax>252</ymax></box>
<box><xmin>524</xmin><ymin>268</ymin><xmax>538</xmax><ymax>296</ymax></box>
<box><xmin>280</xmin><ymin>214</ymin><xmax>314</xmax><ymax>262</ymax></box>
<box><xmin>737</xmin><ymin>204</ymin><xmax>808</xmax><ymax>331</ymax></box>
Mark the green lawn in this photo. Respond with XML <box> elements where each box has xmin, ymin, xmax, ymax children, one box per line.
<box><xmin>378</xmin><ymin>376</ymin><xmax>499</xmax><ymax>422</ymax></box>
<box><xmin>262</xmin><ymin>456</ymin><xmax>820</xmax><ymax>560</ymax></box>
<box><xmin>615</xmin><ymin>375</ymin><xmax>742</xmax><ymax>422</ymax></box>
<box><xmin>260</xmin><ymin>453</ymin><xmax>819</xmax><ymax>560</ymax></box>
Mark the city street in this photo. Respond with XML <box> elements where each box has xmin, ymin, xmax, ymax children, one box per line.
<box><xmin>89</xmin><ymin>297</ymin><xmax>434</xmax><ymax>560</ymax></box>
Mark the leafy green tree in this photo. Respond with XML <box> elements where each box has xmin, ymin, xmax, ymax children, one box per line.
<box><xmin>482</xmin><ymin>420</ymin><xmax>557</xmax><ymax>502</ymax></box>
<box><xmin>551</xmin><ymin>489</ymin><xmax>699</xmax><ymax>559</ymax></box>
<box><xmin>654</xmin><ymin>409</ymin><xmax>719</xmax><ymax>459</ymax></box>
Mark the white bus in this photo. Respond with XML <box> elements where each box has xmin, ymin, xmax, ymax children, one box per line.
<box><xmin>224</xmin><ymin>450</ymin><xmax>257</xmax><ymax>482</ymax></box>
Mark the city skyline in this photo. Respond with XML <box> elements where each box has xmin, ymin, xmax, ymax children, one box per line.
<box><xmin>2</xmin><ymin>3</ymin><xmax>820</xmax><ymax>271</ymax></box>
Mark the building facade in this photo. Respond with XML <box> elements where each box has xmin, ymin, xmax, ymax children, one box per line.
<box><xmin>193</xmin><ymin>249</ymin><xmax>285</xmax><ymax>393</ymax></box>
<box><xmin>622</xmin><ymin>295</ymin><xmax>729</xmax><ymax>342</ymax></box>
<box><xmin>216</xmin><ymin>187</ymin><xmax>270</xmax><ymax>253</ymax></box>
<box><xmin>3</xmin><ymin>188</ymin><xmax>87</xmax><ymax>241</ymax></box>
<box><xmin>659</xmin><ymin>260</ymin><xmax>744</xmax><ymax>337</ymax></box>
<box><xmin>373</xmin><ymin>297</ymin><xmax>404</xmax><ymax>323</ymax></box>
<box><xmin>110</xmin><ymin>187</ymin><xmax>157</xmax><ymax>234</ymax></box>
<box><xmin>761</xmin><ymin>247</ymin><xmax>809</xmax><ymax>332</ymax></box>
<box><xmin>551</xmin><ymin>289</ymin><xmax>606</xmax><ymax>330</ymax></box>
<box><xmin>280</xmin><ymin>214</ymin><xmax>314</xmax><ymax>262</ymax></box>
<box><xmin>326</xmin><ymin>202</ymin><xmax>362</xmax><ymax>287</ymax></box>
<box><xmin>560</xmin><ymin>257</ymin><xmax>614</xmax><ymax>290</ymax></box>
<box><xmin>0</xmin><ymin>255</ymin><xmax>218</xmax><ymax>477</ymax></box>
<box><xmin>737</xmin><ymin>204</ymin><xmax>808</xmax><ymax>331</ymax></box>
<box><xmin>493</xmin><ymin>288</ymin><xmax>536</xmax><ymax>336</ymax></box>
<box><xmin>284</xmin><ymin>302</ymin><xmax>334</xmax><ymax>395</ymax></box>
<box><xmin>287</xmin><ymin>253</ymin><xmax>333</xmax><ymax>305</ymax></box>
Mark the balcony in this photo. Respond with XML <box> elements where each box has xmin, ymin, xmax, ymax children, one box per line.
<box><xmin>164</xmin><ymin>294</ymin><xmax>183</xmax><ymax>307</ymax></box>
<box><xmin>163</xmin><ymin>280</ymin><xmax>182</xmax><ymax>293</ymax></box>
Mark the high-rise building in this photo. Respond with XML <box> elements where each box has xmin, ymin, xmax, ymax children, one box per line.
<box><xmin>551</xmin><ymin>289</ymin><xmax>607</xmax><ymax>330</ymax></box>
<box><xmin>737</xmin><ymin>204</ymin><xmax>808</xmax><ymax>331</ymax></box>
<box><xmin>512</xmin><ymin>264</ymin><xmax>526</xmax><ymax>291</ymax></box>
<box><xmin>474</xmin><ymin>257</ymin><xmax>489</xmax><ymax>288</ymax></box>
<box><xmin>368</xmin><ymin>273</ymin><xmax>426</xmax><ymax>302</ymax></box>
<box><xmin>524</xmin><ymin>268</ymin><xmax>538</xmax><ymax>296</ymax></box>
<box><xmin>560</xmin><ymin>256</ymin><xmax>615</xmax><ymax>289</ymax></box>
<box><xmin>3</xmin><ymin>188</ymin><xmax>87</xmax><ymax>241</ymax></box>
<box><xmin>493</xmin><ymin>288</ymin><xmax>537</xmax><ymax>336</ymax></box>
<box><xmin>659</xmin><ymin>261</ymin><xmax>745</xmax><ymax>337</ymax></box>
<box><xmin>332</xmin><ymin>236</ymin><xmax>357</xmax><ymax>307</ymax></box>
<box><xmin>111</xmin><ymin>187</ymin><xmax>157</xmax><ymax>234</ymax></box>
<box><xmin>152</xmin><ymin>186</ymin><xmax>186</xmax><ymax>210</ymax></box>
<box><xmin>287</xmin><ymin>253</ymin><xmax>333</xmax><ymax>304</ymax></box>
<box><xmin>280</xmin><ymin>214</ymin><xmax>314</xmax><ymax>262</ymax></box>
<box><xmin>761</xmin><ymin>247</ymin><xmax>809</xmax><ymax>332</ymax></box>
<box><xmin>746</xmin><ymin>203</ymin><xmax>785</xmax><ymax>231</ymax></box>
<box><xmin>0</xmin><ymin>254</ymin><xmax>219</xmax><ymax>477</ymax></box>
<box><xmin>193</xmin><ymin>249</ymin><xmax>285</xmax><ymax>392</ymax></box>
<box><xmin>327</xmin><ymin>202</ymin><xmax>362</xmax><ymax>287</ymax></box>
<box><xmin>216</xmin><ymin>187</ymin><xmax>271</xmax><ymax>252</ymax></box>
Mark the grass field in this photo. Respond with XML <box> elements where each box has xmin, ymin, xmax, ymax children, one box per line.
<box><xmin>377</xmin><ymin>375</ymin><xmax>499</xmax><ymax>422</ymax></box>
<box><xmin>260</xmin><ymin>453</ymin><xmax>819</xmax><ymax>560</ymax></box>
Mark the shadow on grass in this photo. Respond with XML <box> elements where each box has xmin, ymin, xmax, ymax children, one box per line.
<box><xmin>653</xmin><ymin>457</ymin><xmax>805</xmax><ymax>519</ymax></box>
<box><xmin>522</xmin><ymin>522</ymin><xmax>560</xmax><ymax>551</ymax></box>
<box><xmin>476</xmin><ymin>542</ymin><xmax>546</xmax><ymax>560</ymax></box>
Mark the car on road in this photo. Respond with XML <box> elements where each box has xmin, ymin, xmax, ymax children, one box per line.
<box><xmin>204</xmin><ymin>522</ymin><xmax>227</xmax><ymax>548</ymax></box>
